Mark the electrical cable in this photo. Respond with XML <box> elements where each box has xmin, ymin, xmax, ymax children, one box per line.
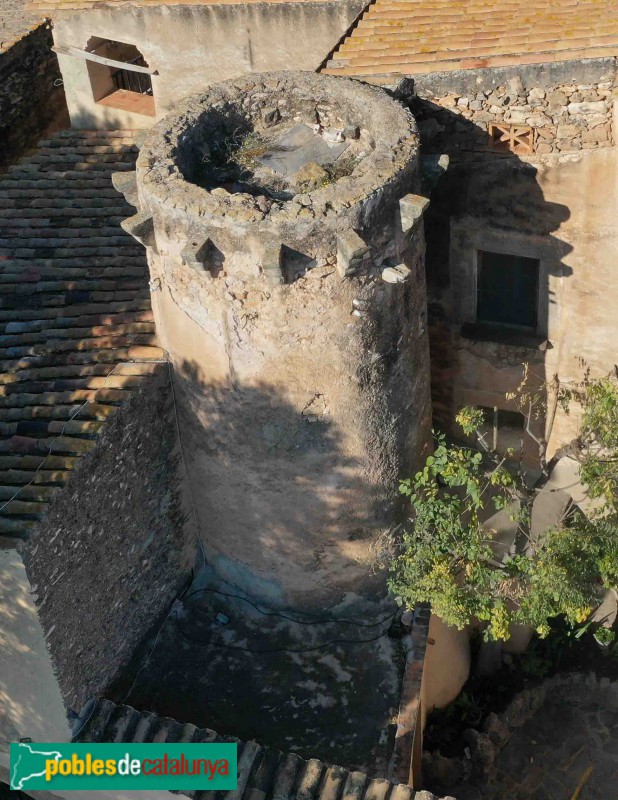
<box><xmin>183</xmin><ymin>586</ymin><xmax>397</xmax><ymax>629</ymax></box>
<box><xmin>121</xmin><ymin>576</ymin><xmax>194</xmax><ymax>704</ymax></box>
<box><xmin>175</xmin><ymin>615</ymin><xmax>391</xmax><ymax>655</ymax></box>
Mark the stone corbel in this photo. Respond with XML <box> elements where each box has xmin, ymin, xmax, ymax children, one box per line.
<box><xmin>111</xmin><ymin>171</ymin><xmax>138</xmax><ymax>208</ymax></box>
<box><xmin>120</xmin><ymin>212</ymin><xmax>157</xmax><ymax>252</ymax></box>
<box><xmin>261</xmin><ymin>242</ymin><xmax>284</xmax><ymax>287</ymax></box>
<box><xmin>382</xmin><ymin>264</ymin><xmax>412</xmax><ymax>284</ymax></box>
<box><xmin>181</xmin><ymin>240</ymin><xmax>213</xmax><ymax>275</ymax></box>
<box><xmin>399</xmin><ymin>194</ymin><xmax>430</xmax><ymax>235</ymax></box>
<box><xmin>336</xmin><ymin>230</ymin><xmax>370</xmax><ymax>278</ymax></box>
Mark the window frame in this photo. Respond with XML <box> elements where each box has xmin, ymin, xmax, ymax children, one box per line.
<box><xmin>475</xmin><ymin>249</ymin><xmax>540</xmax><ymax>332</ymax></box>
<box><xmin>449</xmin><ymin>221</ymin><xmax>559</xmax><ymax>343</ymax></box>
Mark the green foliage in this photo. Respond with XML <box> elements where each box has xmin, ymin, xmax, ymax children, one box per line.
<box><xmin>388</xmin><ymin>374</ymin><xmax>618</xmax><ymax>642</ymax></box>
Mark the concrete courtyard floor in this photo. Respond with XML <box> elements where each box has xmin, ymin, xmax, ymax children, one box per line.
<box><xmin>112</xmin><ymin>567</ymin><xmax>403</xmax><ymax>776</ymax></box>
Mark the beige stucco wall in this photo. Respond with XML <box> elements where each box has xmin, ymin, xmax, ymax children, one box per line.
<box><xmin>536</xmin><ymin>148</ymin><xmax>618</xmax><ymax>453</ymax></box>
<box><xmin>51</xmin><ymin>1</ymin><xmax>365</xmax><ymax>129</ymax></box>
<box><xmin>421</xmin><ymin>615</ymin><xmax>471</xmax><ymax>714</ymax></box>
<box><xmin>429</xmin><ymin>146</ymin><xmax>618</xmax><ymax>465</ymax></box>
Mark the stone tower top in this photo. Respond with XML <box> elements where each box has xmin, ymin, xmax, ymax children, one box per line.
<box><xmin>131</xmin><ymin>70</ymin><xmax>420</xmax><ymax>285</ymax></box>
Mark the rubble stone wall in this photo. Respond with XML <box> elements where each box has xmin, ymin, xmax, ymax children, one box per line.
<box><xmin>20</xmin><ymin>377</ymin><xmax>197</xmax><ymax>712</ymax></box>
<box><xmin>411</xmin><ymin>58</ymin><xmax>617</xmax><ymax>158</ymax></box>
<box><xmin>0</xmin><ymin>24</ymin><xmax>68</xmax><ymax>170</ymax></box>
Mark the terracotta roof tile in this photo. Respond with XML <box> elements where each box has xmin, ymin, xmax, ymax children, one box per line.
<box><xmin>74</xmin><ymin>699</ymin><xmax>448</xmax><ymax>800</ymax></box>
<box><xmin>0</xmin><ymin>130</ymin><xmax>164</xmax><ymax>541</ymax></box>
<box><xmin>321</xmin><ymin>0</ymin><xmax>618</xmax><ymax>83</ymax></box>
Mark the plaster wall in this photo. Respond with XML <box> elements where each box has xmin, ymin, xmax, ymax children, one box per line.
<box><xmin>51</xmin><ymin>1</ymin><xmax>365</xmax><ymax>130</ymax></box>
<box><xmin>426</xmin><ymin>146</ymin><xmax>618</xmax><ymax>463</ymax></box>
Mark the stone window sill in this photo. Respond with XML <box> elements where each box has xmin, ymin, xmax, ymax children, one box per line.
<box><xmin>461</xmin><ymin>322</ymin><xmax>549</xmax><ymax>350</ymax></box>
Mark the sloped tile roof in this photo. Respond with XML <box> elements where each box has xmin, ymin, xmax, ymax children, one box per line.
<box><xmin>322</xmin><ymin>0</ymin><xmax>618</xmax><ymax>84</ymax></box>
<box><xmin>75</xmin><ymin>698</ymin><xmax>448</xmax><ymax>800</ymax></box>
<box><xmin>0</xmin><ymin>130</ymin><xmax>163</xmax><ymax>540</ymax></box>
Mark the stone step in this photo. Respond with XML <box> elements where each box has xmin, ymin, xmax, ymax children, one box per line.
<box><xmin>0</xmin><ymin>375</ymin><xmax>149</xmax><ymax>397</ymax></box>
<box><xmin>0</xmin><ymin>229</ymin><xmax>140</xmax><ymax>244</ymax></box>
<box><xmin>0</xmin><ymin>498</ymin><xmax>47</xmax><ymax>516</ymax></box>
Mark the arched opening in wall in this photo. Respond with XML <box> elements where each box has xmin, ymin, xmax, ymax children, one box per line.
<box><xmin>86</xmin><ymin>37</ymin><xmax>155</xmax><ymax>117</ymax></box>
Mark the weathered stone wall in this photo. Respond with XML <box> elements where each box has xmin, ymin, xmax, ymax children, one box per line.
<box><xmin>0</xmin><ymin>24</ymin><xmax>69</xmax><ymax>170</ymax></box>
<box><xmin>51</xmin><ymin>1</ymin><xmax>366</xmax><ymax>130</ymax></box>
<box><xmin>20</xmin><ymin>376</ymin><xmax>197</xmax><ymax>712</ymax></box>
<box><xmin>410</xmin><ymin>58</ymin><xmax>617</xmax><ymax>158</ymax></box>
<box><xmin>126</xmin><ymin>73</ymin><xmax>433</xmax><ymax>609</ymax></box>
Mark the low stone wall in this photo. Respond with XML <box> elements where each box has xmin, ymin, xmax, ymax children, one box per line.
<box><xmin>0</xmin><ymin>23</ymin><xmax>69</xmax><ymax>170</ymax></box>
<box><xmin>20</xmin><ymin>375</ymin><xmax>197</xmax><ymax>712</ymax></box>
<box><xmin>411</xmin><ymin>59</ymin><xmax>616</xmax><ymax>158</ymax></box>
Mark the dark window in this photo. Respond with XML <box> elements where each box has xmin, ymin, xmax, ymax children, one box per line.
<box><xmin>86</xmin><ymin>37</ymin><xmax>155</xmax><ymax>117</ymax></box>
<box><xmin>477</xmin><ymin>250</ymin><xmax>539</xmax><ymax>330</ymax></box>
<box><xmin>111</xmin><ymin>56</ymin><xmax>153</xmax><ymax>96</ymax></box>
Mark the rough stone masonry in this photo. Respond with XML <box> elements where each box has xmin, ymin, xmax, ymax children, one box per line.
<box><xmin>120</xmin><ymin>71</ymin><xmax>433</xmax><ymax>610</ymax></box>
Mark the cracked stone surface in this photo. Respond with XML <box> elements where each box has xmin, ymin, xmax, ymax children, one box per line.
<box><xmin>112</xmin><ymin>567</ymin><xmax>403</xmax><ymax>777</ymax></box>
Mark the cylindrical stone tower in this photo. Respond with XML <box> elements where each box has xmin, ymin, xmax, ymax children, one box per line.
<box><xmin>119</xmin><ymin>71</ymin><xmax>432</xmax><ymax>609</ymax></box>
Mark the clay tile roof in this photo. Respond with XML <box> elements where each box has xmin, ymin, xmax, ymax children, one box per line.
<box><xmin>0</xmin><ymin>130</ymin><xmax>164</xmax><ymax>541</ymax></box>
<box><xmin>74</xmin><ymin>698</ymin><xmax>447</xmax><ymax>800</ymax></box>
<box><xmin>321</xmin><ymin>0</ymin><xmax>618</xmax><ymax>84</ymax></box>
